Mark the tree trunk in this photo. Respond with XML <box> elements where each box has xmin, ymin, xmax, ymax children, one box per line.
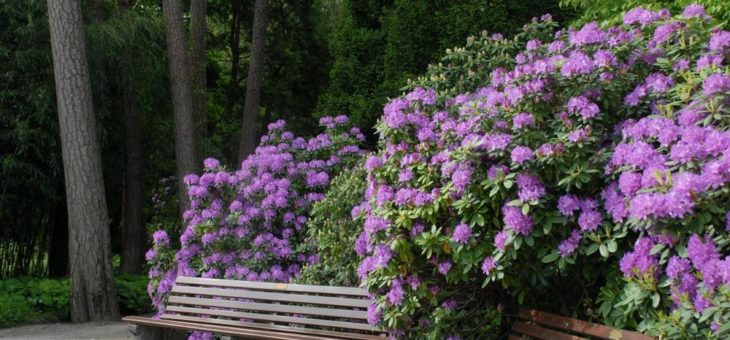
<box><xmin>190</xmin><ymin>0</ymin><xmax>207</xmax><ymax>150</ymax></box>
<box><xmin>163</xmin><ymin>0</ymin><xmax>197</xmax><ymax>214</ymax></box>
<box><xmin>238</xmin><ymin>0</ymin><xmax>269</xmax><ymax>161</ymax></box>
<box><xmin>119</xmin><ymin>71</ymin><xmax>146</xmax><ymax>274</ymax></box>
<box><xmin>47</xmin><ymin>0</ymin><xmax>120</xmax><ymax>322</ymax></box>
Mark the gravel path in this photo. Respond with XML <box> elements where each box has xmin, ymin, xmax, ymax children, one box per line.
<box><xmin>0</xmin><ymin>322</ymin><xmax>129</xmax><ymax>339</ymax></box>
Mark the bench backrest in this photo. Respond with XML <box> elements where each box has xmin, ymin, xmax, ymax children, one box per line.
<box><xmin>160</xmin><ymin>276</ymin><xmax>382</xmax><ymax>338</ymax></box>
<box><xmin>510</xmin><ymin>309</ymin><xmax>655</xmax><ymax>340</ymax></box>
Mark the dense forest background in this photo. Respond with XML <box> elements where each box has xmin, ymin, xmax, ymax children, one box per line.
<box><xmin>0</xmin><ymin>0</ymin><xmax>573</xmax><ymax>280</ymax></box>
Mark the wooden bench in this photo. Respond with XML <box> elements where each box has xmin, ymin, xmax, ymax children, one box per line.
<box><xmin>510</xmin><ymin>308</ymin><xmax>656</xmax><ymax>340</ymax></box>
<box><xmin>123</xmin><ymin>276</ymin><xmax>386</xmax><ymax>340</ymax></box>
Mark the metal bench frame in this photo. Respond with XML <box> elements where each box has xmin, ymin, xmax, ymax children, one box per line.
<box><xmin>123</xmin><ymin>276</ymin><xmax>386</xmax><ymax>340</ymax></box>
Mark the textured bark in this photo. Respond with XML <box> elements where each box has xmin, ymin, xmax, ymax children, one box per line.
<box><xmin>190</xmin><ymin>0</ymin><xmax>207</xmax><ymax>147</ymax></box>
<box><xmin>119</xmin><ymin>72</ymin><xmax>146</xmax><ymax>274</ymax></box>
<box><xmin>238</xmin><ymin>0</ymin><xmax>269</xmax><ymax>161</ymax></box>
<box><xmin>163</xmin><ymin>0</ymin><xmax>197</xmax><ymax>214</ymax></box>
<box><xmin>47</xmin><ymin>0</ymin><xmax>120</xmax><ymax>322</ymax></box>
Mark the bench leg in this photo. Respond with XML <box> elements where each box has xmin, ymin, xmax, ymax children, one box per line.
<box><xmin>128</xmin><ymin>325</ymin><xmax>187</xmax><ymax>340</ymax></box>
<box><xmin>129</xmin><ymin>324</ymin><xmax>161</xmax><ymax>340</ymax></box>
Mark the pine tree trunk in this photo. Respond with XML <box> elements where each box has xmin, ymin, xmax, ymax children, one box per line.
<box><xmin>190</xmin><ymin>0</ymin><xmax>207</xmax><ymax>150</ymax></box>
<box><xmin>47</xmin><ymin>0</ymin><xmax>120</xmax><ymax>322</ymax></box>
<box><xmin>163</xmin><ymin>0</ymin><xmax>197</xmax><ymax>214</ymax></box>
<box><xmin>238</xmin><ymin>0</ymin><xmax>269</xmax><ymax>161</ymax></box>
<box><xmin>119</xmin><ymin>71</ymin><xmax>146</xmax><ymax>274</ymax></box>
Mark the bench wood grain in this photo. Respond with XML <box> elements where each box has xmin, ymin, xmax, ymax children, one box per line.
<box><xmin>122</xmin><ymin>276</ymin><xmax>386</xmax><ymax>340</ymax></box>
<box><xmin>511</xmin><ymin>308</ymin><xmax>655</xmax><ymax>340</ymax></box>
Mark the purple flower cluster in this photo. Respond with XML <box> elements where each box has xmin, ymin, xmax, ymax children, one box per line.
<box><xmin>666</xmin><ymin>235</ymin><xmax>730</xmax><ymax>313</ymax></box>
<box><xmin>147</xmin><ymin>117</ymin><xmax>363</xmax><ymax>312</ymax></box>
<box><xmin>357</xmin><ymin>4</ymin><xmax>730</xmax><ymax>335</ymax></box>
<box><xmin>619</xmin><ymin>237</ymin><xmax>659</xmax><ymax>280</ymax></box>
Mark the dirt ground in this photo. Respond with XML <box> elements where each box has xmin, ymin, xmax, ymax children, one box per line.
<box><xmin>0</xmin><ymin>322</ymin><xmax>129</xmax><ymax>339</ymax></box>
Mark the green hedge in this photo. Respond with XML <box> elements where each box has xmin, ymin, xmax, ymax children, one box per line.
<box><xmin>0</xmin><ymin>275</ymin><xmax>150</xmax><ymax>328</ymax></box>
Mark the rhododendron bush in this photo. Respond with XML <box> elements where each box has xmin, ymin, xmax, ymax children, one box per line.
<box><xmin>358</xmin><ymin>5</ymin><xmax>730</xmax><ymax>338</ymax></box>
<box><xmin>146</xmin><ymin>117</ymin><xmax>365</xmax><ymax>316</ymax></box>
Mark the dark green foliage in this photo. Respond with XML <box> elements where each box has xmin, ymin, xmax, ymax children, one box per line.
<box><xmin>0</xmin><ymin>0</ymin><xmax>63</xmax><ymax>278</ymax></box>
<box><xmin>296</xmin><ymin>165</ymin><xmax>367</xmax><ymax>287</ymax></box>
<box><xmin>560</xmin><ymin>0</ymin><xmax>729</xmax><ymax>27</ymax></box>
<box><xmin>0</xmin><ymin>275</ymin><xmax>150</xmax><ymax>328</ymax></box>
<box><xmin>315</xmin><ymin>0</ymin><xmax>574</xmax><ymax>143</ymax></box>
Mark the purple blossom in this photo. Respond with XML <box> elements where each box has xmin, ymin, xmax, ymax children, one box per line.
<box><xmin>645</xmin><ymin>73</ymin><xmax>674</xmax><ymax>93</ymax></box>
<box><xmin>203</xmin><ymin>158</ymin><xmax>220</xmax><ymax>169</ymax></box>
<box><xmin>619</xmin><ymin>237</ymin><xmax>658</xmax><ymax>279</ymax></box>
<box><xmin>481</xmin><ymin>256</ymin><xmax>497</xmax><ymax>275</ymax></box>
<box><xmin>569</xmin><ymin>22</ymin><xmax>606</xmax><ymax>46</ymax></box>
<box><xmin>386</xmin><ymin>280</ymin><xmax>405</xmax><ymax>306</ymax></box>
<box><xmin>578</xmin><ymin>209</ymin><xmax>602</xmax><ymax>232</ymax></box>
<box><xmin>702</xmin><ymin>73</ymin><xmax>730</xmax><ymax>96</ymax></box>
<box><xmin>487</xmin><ymin>165</ymin><xmax>509</xmax><ymax>179</ymax></box>
<box><xmin>557</xmin><ymin>195</ymin><xmax>582</xmax><ymax>217</ymax></box>
<box><xmin>452</xmin><ymin>224</ymin><xmax>472</xmax><ymax>244</ymax></box>
<box><xmin>709</xmin><ymin>30</ymin><xmax>730</xmax><ymax>51</ymax></box>
<box><xmin>502</xmin><ymin>205</ymin><xmax>533</xmax><ymax>235</ymax></box>
<box><xmin>438</xmin><ymin>261</ymin><xmax>452</xmax><ymax>275</ymax></box>
<box><xmin>623</xmin><ymin>7</ymin><xmax>660</xmax><ymax>26</ymax></box>
<box><xmin>494</xmin><ymin>230</ymin><xmax>509</xmax><ymax>250</ymax></box>
<box><xmin>558</xmin><ymin>229</ymin><xmax>582</xmax><ymax>257</ymax></box>
<box><xmin>512</xmin><ymin>113</ymin><xmax>534</xmax><ymax>129</ymax></box>
<box><xmin>511</xmin><ymin>146</ymin><xmax>533</xmax><ymax>164</ymax></box>
<box><xmin>682</xmin><ymin>4</ymin><xmax>709</xmax><ymax>19</ymax></box>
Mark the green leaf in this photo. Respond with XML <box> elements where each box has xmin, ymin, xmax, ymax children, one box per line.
<box><xmin>651</xmin><ymin>293</ymin><xmax>660</xmax><ymax>308</ymax></box>
<box><xmin>599</xmin><ymin>244</ymin><xmax>609</xmax><ymax>258</ymax></box>
<box><xmin>541</xmin><ymin>252</ymin><xmax>559</xmax><ymax>263</ymax></box>
<box><xmin>607</xmin><ymin>240</ymin><xmax>617</xmax><ymax>253</ymax></box>
<box><xmin>503</xmin><ymin>180</ymin><xmax>513</xmax><ymax>189</ymax></box>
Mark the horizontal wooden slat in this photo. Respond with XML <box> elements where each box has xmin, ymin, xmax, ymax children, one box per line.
<box><xmin>154</xmin><ymin>314</ymin><xmax>386</xmax><ymax>340</ymax></box>
<box><xmin>164</xmin><ymin>305</ymin><xmax>378</xmax><ymax>332</ymax></box>
<box><xmin>512</xmin><ymin>321</ymin><xmax>588</xmax><ymax>340</ymax></box>
<box><xmin>168</xmin><ymin>296</ymin><xmax>368</xmax><ymax>320</ymax></box>
<box><xmin>122</xmin><ymin>316</ymin><xmax>348</xmax><ymax>340</ymax></box>
<box><xmin>171</xmin><ymin>285</ymin><xmax>371</xmax><ymax>308</ymax></box>
<box><xmin>518</xmin><ymin>309</ymin><xmax>655</xmax><ymax>340</ymax></box>
<box><xmin>176</xmin><ymin>276</ymin><xmax>369</xmax><ymax>297</ymax></box>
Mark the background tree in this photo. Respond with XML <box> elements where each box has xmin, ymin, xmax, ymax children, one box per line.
<box><xmin>162</xmin><ymin>0</ymin><xmax>197</xmax><ymax>214</ymax></box>
<box><xmin>238</xmin><ymin>0</ymin><xmax>269</xmax><ymax>160</ymax></box>
<box><xmin>190</xmin><ymin>0</ymin><xmax>208</xmax><ymax>154</ymax></box>
<box><xmin>47</xmin><ymin>0</ymin><xmax>119</xmax><ymax>321</ymax></box>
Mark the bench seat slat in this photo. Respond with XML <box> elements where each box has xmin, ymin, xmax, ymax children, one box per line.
<box><xmin>176</xmin><ymin>276</ymin><xmax>369</xmax><ymax>297</ymax></box>
<box><xmin>163</xmin><ymin>305</ymin><xmax>378</xmax><ymax>332</ymax></box>
<box><xmin>154</xmin><ymin>314</ymin><xmax>386</xmax><ymax>340</ymax></box>
<box><xmin>167</xmin><ymin>296</ymin><xmax>368</xmax><ymax>320</ymax></box>
<box><xmin>122</xmin><ymin>316</ymin><xmax>346</xmax><ymax>340</ymax></box>
<box><xmin>518</xmin><ymin>309</ymin><xmax>655</xmax><ymax>340</ymax></box>
<box><xmin>171</xmin><ymin>285</ymin><xmax>372</xmax><ymax>308</ymax></box>
<box><xmin>512</xmin><ymin>321</ymin><xmax>588</xmax><ymax>340</ymax></box>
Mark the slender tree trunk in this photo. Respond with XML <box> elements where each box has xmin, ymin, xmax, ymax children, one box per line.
<box><xmin>163</xmin><ymin>0</ymin><xmax>197</xmax><ymax>214</ymax></box>
<box><xmin>238</xmin><ymin>0</ymin><xmax>269</xmax><ymax>161</ymax></box>
<box><xmin>47</xmin><ymin>0</ymin><xmax>119</xmax><ymax>322</ymax></box>
<box><xmin>119</xmin><ymin>72</ymin><xmax>146</xmax><ymax>274</ymax></box>
<box><xmin>190</xmin><ymin>0</ymin><xmax>207</xmax><ymax>149</ymax></box>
